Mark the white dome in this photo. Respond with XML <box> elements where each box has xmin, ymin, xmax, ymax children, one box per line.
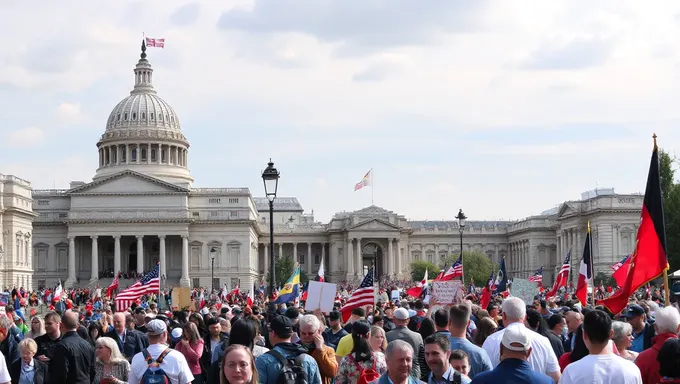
<box><xmin>106</xmin><ymin>92</ymin><xmax>181</xmax><ymax>131</ymax></box>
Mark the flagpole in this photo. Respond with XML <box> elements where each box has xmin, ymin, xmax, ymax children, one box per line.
<box><xmin>588</xmin><ymin>221</ymin><xmax>595</xmax><ymax>307</ymax></box>
<box><xmin>371</xmin><ymin>168</ymin><xmax>374</xmax><ymax>206</ymax></box>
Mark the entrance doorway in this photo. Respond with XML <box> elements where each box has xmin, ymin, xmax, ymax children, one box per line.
<box><xmin>128</xmin><ymin>243</ymin><xmax>137</xmax><ymax>272</ymax></box>
<box><xmin>361</xmin><ymin>243</ymin><xmax>383</xmax><ymax>278</ymax></box>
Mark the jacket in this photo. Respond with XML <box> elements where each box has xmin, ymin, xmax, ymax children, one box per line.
<box><xmin>635</xmin><ymin>332</ymin><xmax>677</xmax><ymax>384</ymax></box>
<box><xmin>50</xmin><ymin>331</ymin><xmax>95</xmax><ymax>384</ymax></box>
<box><xmin>255</xmin><ymin>342</ymin><xmax>322</xmax><ymax>384</ymax></box>
<box><xmin>370</xmin><ymin>372</ymin><xmax>425</xmax><ymax>384</ymax></box>
<box><xmin>308</xmin><ymin>345</ymin><xmax>339</xmax><ymax>384</ymax></box>
<box><xmin>10</xmin><ymin>358</ymin><xmax>48</xmax><ymax>384</ymax></box>
<box><xmin>322</xmin><ymin>327</ymin><xmax>348</xmax><ymax>351</ymax></box>
<box><xmin>0</xmin><ymin>334</ymin><xmax>18</xmax><ymax>368</ymax></box>
<box><xmin>201</xmin><ymin>332</ymin><xmax>228</xmax><ymax>371</ymax></box>
<box><xmin>104</xmin><ymin>328</ymin><xmax>149</xmax><ymax>361</ymax></box>
<box><xmin>470</xmin><ymin>358</ymin><xmax>553</xmax><ymax>384</ymax></box>
<box><xmin>386</xmin><ymin>326</ymin><xmax>424</xmax><ymax>380</ymax></box>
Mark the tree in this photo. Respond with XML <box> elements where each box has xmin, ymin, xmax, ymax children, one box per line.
<box><xmin>441</xmin><ymin>251</ymin><xmax>493</xmax><ymax>287</ymax></box>
<box><xmin>594</xmin><ymin>271</ymin><xmax>616</xmax><ymax>287</ymax></box>
<box><xmin>659</xmin><ymin>150</ymin><xmax>680</xmax><ymax>271</ymax></box>
<box><xmin>410</xmin><ymin>260</ymin><xmax>439</xmax><ymax>282</ymax></box>
<box><xmin>269</xmin><ymin>257</ymin><xmax>309</xmax><ymax>288</ymax></box>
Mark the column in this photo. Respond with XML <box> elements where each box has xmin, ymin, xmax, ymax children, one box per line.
<box><xmin>293</xmin><ymin>243</ymin><xmax>298</xmax><ymax>261</ymax></box>
<box><xmin>278</xmin><ymin>243</ymin><xmax>283</xmax><ymax>259</ymax></box>
<box><xmin>90</xmin><ymin>236</ymin><xmax>98</xmax><ymax>282</ymax></box>
<box><xmin>388</xmin><ymin>239</ymin><xmax>394</xmax><ymax>277</ymax></box>
<box><xmin>136</xmin><ymin>235</ymin><xmax>144</xmax><ymax>274</ymax></box>
<box><xmin>159</xmin><ymin>235</ymin><xmax>166</xmax><ymax>279</ymax></box>
<box><xmin>494</xmin><ymin>244</ymin><xmax>499</xmax><ymax>264</ymax></box>
<box><xmin>347</xmin><ymin>238</ymin><xmax>354</xmax><ymax>275</ymax></box>
<box><xmin>307</xmin><ymin>243</ymin><xmax>313</xmax><ymax>274</ymax></box>
<box><xmin>66</xmin><ymin>237</ymin><xmax>76</xmax><ymax>286</ymax></box>
<box><xmin>126</xmin><ymin>144</ymin><xmax>130</xmax><ymax>164</ymax></box>
<box><xmin>355</xmin><ymin>238</ymin><xmax>362</xmax><ymax>276</ymax></box>
<box><xmin>180</xmin><ymin>236</ymin><xmax>190</xmax><ymax>287</ymax></box>
<box><xmin>147</xmin><ymin>143</ymin><xmax>151</xmax><ymax>164</ymax></box>
<box><xmin>136</xmin><ymin>144</ymin><xmax>140</xmax><ymax>164</ymax></box>
<box><xmin>113</xmin><ymin>236</ymin><xmax>121</xmax><ymax>276</ymax></box>
<box><xmin>264</xmin><ymin>244</ymin><xmax>270</xmax><ymax>272</ymax></box>
<box><xmin>396</xmin><ymin>240</ymin><xmax>402</xmax><ymax>275</ymax></box>
<box><xmin>321</xmin><ymin>243</ymin><xmax>326</xmax><ymax>272</ymax></box>
<box><xmin>576</xmin><ymin>228</ymin><xmax>582</xmax><ymax>270</ymax></box>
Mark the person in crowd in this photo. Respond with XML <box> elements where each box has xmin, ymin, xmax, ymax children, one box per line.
<box><xmin>433</xmin><ymin>309</ymin><xmax>451</xmax><ymax>337</ymax></box>
<box><xmin>174</xmin><ymin>322</ymin><xmax>205</xmax><ymax>384</ymax></box>
<box><xmin>611</xmin><ymin>321</ymin><xmax>638</xmax><ymax>361</ymax></box>
<box><xmin>470</xmin><ymin>326</ymin><xmax>553</xmax><ymax>384</ymax></box>
<box><xmin>657</xmin><ymin>338</ymin><xmax>680</xmax><ymax>383</ymax></box>
<box><xmin>370</xmin><ymin>326</ymin><xmax>387</xmax><ymax>353</ymax></box>
<box><xmin>563</xmin><ymin>311</ymin><xmax>582</xmax><ymax>353</ymax></box>
<box><xmin>481</xmin><ymin>297</ymin><xmax>560</xmax><ymax>383</ymax></box>
<box><xmin>34</xmin><ymin>312</ymin><xmax>61</xmax><ymax>366</ymax></box>
<box><xmin>105</xmin><ymin>312</ymin><xmax>148</xmax><ymax>362</ymax></box>
<box><xmin>0</xmin><ymin>316</ymin><xmax>19</xmax><ymax>368</ymax></box>
<box><xmin>299</xmin><ymin>314</ymin><xmax>338</xmax><ymax>384</ymax></box>
<box><xmin>10</xmin><ymin>338</ymin><xmax>48</xmax><ymax>384</ymax></box>
<box><xmin>202</xmin><ymin>317</ymin><xmax>228</xmax><ymax>370</ymax></box>
<box><xmin>471</xmin><ymin>318</ymin><xmax>496</xmax><ymax>348</ymax></box>
<box><xmin>128</xmin><ymin>319</ymin><xmax>194</xmax><ymax>384</ymax></box>
<box><xmin>133</xmin><ymin>308</ymin><xmax>148</xmax><ymax>333</ymax></box>
<box><xmin>486</xmin><ymin>304</ymin><xmax>500</xmax><ymax>324</ymax></box>
<box><xmin>25</xmin><ymin>317</ymin><xmax>45</xmax><ymax>340</ymax></box>
<box><xmin>369</xmin><ymin>340</ymin><xmax>423</xmax><ymax>384</ymax></box>
<box><xmin>635</xmin><ymin>306</ymin><xmax>680</xmax><ymax>384</ymax></box>
<box><xmin>219</xmin><ymin>344</ymin><xmax>258</xmax><ymax>384</ymax></box>
<box><xmin>336</xmin><ymin>320</ymin><xmax>386</xmax><ymax>384</ymax></box>
<box><xmin>386</xmin><ymin>308</ymin><xmax>424</xmax><ymax>380</ymax></box>
<box><xmin>343</xmin><ymin>308</ymin><xmax>366</xmax><ymax>333</ymax></box>
<box><xmin>538</xmin><ymin>301</ymin><xmax>553</xmax><ymax>320</ymax></box>
<box><xmin>448</xmin><ymin>350</ymin><xmax>470</xmax><ymax>378</ymax></box>
<box><xmin>526</xmin><ymin>309</ymin><xmax>564</xmax><ymax>359</ymax></box>
<box><xmin>88</xmin><ymin>321</ymin><xmax>104</xmax><ymax>346</ymax></box>
<box><xmin>559</xmin><ymin>309</ymin><xmax>642</xmax><ymax>384</ymax></box>
<box><xmin>50</xmin><ymin>310</ymin><xmax>95</xmax><ymax>384</ymax></box>
<box><xmin>189</xmin><ymin>313</ymin><xmax>208</xmax><ymax>339</ymax></box>
<box><xmin>322</xmin><ymin>311</ymin><xmax>348</xmax><ymax>351</ymax></box>
<box><xmin>336</xmin><ymin>308</ymin><xmax>367</xmax><ymax>362</ymax></box>
<box><xmin>424</xmin><ymin>334</ymin><xmax>470</xmax><ymax>384</ymax></box>
<box><xmin>547</xmin><ymin>314</ymin><xmax>569</xmax><ymax>355</ymax></box>
<box><xmin>92</xmin><ymin>336</ymin><xmax>131</xmax><ymax>384</ymax></box>
<box><xmin>255</xmin><ymin>315</ymin><xmax>321</xmax><ymax>384</ymax></box>
<box><xmin>447</xmin><ymin>304</ymin><xmax>492</xmax><ymax>379</ymax></box>
<box><xmin>558</xmin><ymin>325</ymin><xmax>588</xmax><ymax>372</ymax></box>
<box><xmin>622</xmin><ymin>304</ymin><xmax>654</xmax><ymax>353</ymax></box>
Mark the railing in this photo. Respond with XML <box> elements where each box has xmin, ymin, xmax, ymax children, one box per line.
<box><xmin>191</xmin><ymin>188</ymin><xmax>250</xmax><ymax>194</ymax></box>
<box><xmin>192</xmin><ymin>210</ymin><xmax>248</xmax><ymax>220</ymax></box>
<box><xmin>0</xmin><ymin>175</ymin><xmax>32</xmax><ymax>186</ymax></box>
<box><xmin>258</xmin><ymin>223</ymin><xmax>328</xmax><ymax>233</ymax></box>
<box><xmin>68</xmin><ymin>210</ymin><xmax>190</xmax><ymax>220</ymax></box>
<box><xmin>33</xmin><ymin>189</ymin><xmax>69</xmax><ymax>196</ymax></box>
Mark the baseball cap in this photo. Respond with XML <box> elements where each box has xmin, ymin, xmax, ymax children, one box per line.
<box><xmin>501</xmin><ymin>326</ymin><xmax>531</xmax><ymax>352</ymax></box>
<box><xmin>146</xmin><ymin>319</ymin><xmax>167</xmax><ymax>336</ymax></box>
<box><xmin>329</xmin><ymin>311</ymin><xmax>341</xmax><ymax>321</ymax></box>
<box><xmin>270</xmin><ymin>315</ymin><xmax>293</xmax><ymax>338</ymax></box>
<box><xmin>622</xmin><ymin>304</ymin><xmax>645</xmax><ymax>318</ymax></box>
<box><xmin>171</xmin><ymin>327</ymin><xmax>183</xmax><ymax>340</ymax></box>
<box><xmin>394</xmin><ymin>308</ymin><xmax>410</xmax><ymax>320</ymax></box>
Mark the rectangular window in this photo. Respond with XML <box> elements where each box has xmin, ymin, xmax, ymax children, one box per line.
<box><xmin>192</xmin><ymin>278</ymin><xmax>200</xmax><ymax>288</ymax></box>
<box><xmin>228</xmin><ymin>198</ymin><xmax>239</xmax><ymax>204</ymax></box>
<box><xmin>210</xmin><ymin>211</ymin><xmax>219</xmax><ymax>217</ymax></box>
<box><xmin>38</xmin><ymin>200</ymin><xmax>50</xmax><ymax>206</ymax></box>
<box><xmin>209</xmin><ymin>198</ymin><xmax>221</xmax><ymax>204</ymax></box>
<box><xmin>315</xmin><ymin>254</ymin><xmax>321</xmax><ymax>264</ymax></box>
<box><xmin>192</xmin><ymin>212</ymin><xmax>200</xmax><ymax>217</ymax></box>
<box><xmin>230</xmin><ymin>211</ymin><xmax>238</xmax><ymax>217</ymax></box>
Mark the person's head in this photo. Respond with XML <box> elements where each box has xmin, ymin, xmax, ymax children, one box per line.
<box><xmin>182</xmin><ymin>322</ymin><xmax>200</xmax><ymax>344</ymax></box>
<box><xmin>134</xmin><ymin>307</ymin><xmax>146</xmax><ymax>325</ymax></box>
<box><xmin>350</xmin><ymin>308</ymin><xmax>365</xmax><ymax>322</ymax></box>
<box><xmin>299</xmin><ymin>314</ymin><xmax>322</xmax><ymax>346</ymax></box>
<box><xmin>112</xmin><ymin>312</ymin><xmax>126</xmax><ymax>333</ymax></box>
<box><xmin>611</xmin><ymin>321</ymin><xmax>633</xmax><ymax>350</ymax></box>
<box><xmin>95</xmin><ymin>337</ymin><xmax>126</xmax><ymax>364</ymax></box>
<box><xmin>547</xmin><ymin>314</ymin><xmax>566</xmax><ymax>336</ymax></box>
<box><xmin>433</xmin><ymin>309</ymin><xmax>449</xmax><ymax>331</ymax></box>
<box><xmin>424</xmin><ymin>334</ymin><xmax>450</xmax><ymax>377</ymax></box>
<box><xmin>582</xmin><ymin>310</ymin><xmax>612</xmax><ymax>350</ymax></box>
<box><xmin>269</xmin><ymin>315</ymin><xmax>293</xmax><ymax>345</ymax></box>
<box><xmin>372</xmin><ymin>315</ymin><xmax>384</xmax><ymax>328</ymax></box>
<box><xmin>146</xmin><ymin>319</ymin><xmax>168</xmax><ymax>345</ymax></box>
<box><xmin>30</xmin><ymin>317</ymin><xmax>44</xmax><ymax>334</ymax></box>
<box><xmin>501</xmin><ymin>297</ymin><xmax>526</xmax><ymax>325</ymax></box>
<box><xmin>448</xmin><ymin>304</ymin><xmax>470</xmax><ymax>335</ymax></box>
<box><xmin>328</xmin><ymin>311</ymin><xmax>342</xmax><ymax>330</ymax></box>
<box><xmin>449</xmin><ymin>350</ymin><xmax>469</xmax><ymax>376</ymax></box>
<box><xmin>221</xmin><ymin>344</ymin><xmax>258</xmax><ymax>384</ymax></box>
<box><xmin>44</xmin><ymin>312</ymin><xmax>61</xmax><ymax>337</ymax></box>
<box><xmin>525</xmin><ymin>309</ymin><xmax>542</xmax><ymax>331</ymax></box>
<box><xmin>653</xmin><ymin>306</ymin><xmax>680</xmax><ymax>335</ymax></box>
<box><xmin>88</xmin><ymin>321</ymin><xmax>103</xmax><ymax>342</ymax></box>
<box><xmin>60</xmin><ymin>310</ymin><xmax>79</xmax><ymax>332</ymax></box>
<box><xmin>658</xmin><ymin>338</ymin><xmax>680</xmax><ymax>379</ymax></box>
<box><xmin>369</xmin><ymin>325</ymin><xmax>387</xmax><ymax>353</ymax></box>
<box><xmin>229</xmin><ymin>317</ymin><xmax>260</xmax><ymax>350</ymax></box>
<box><xmin>499</xmin><ymin>325</ymin><xmax>532</xmax><ymax>361</ymax></box>
<box><xmin>207</xmin><ymin>317</ymin><xmax>222</xmax><ymax>338</ymax></box>
<box><xmin>622</xmin><ymin>304</ymin><xmax>646</xmax><ymax>329</ymax></box>
<box><xmin>18</xmin><ymin>338</ymin><xmax>37</xmax><ymax>365</ymax></box>
<box><xmin>487</xmin><ymin>303</ymin><xmax>499</xmax><ymax>318</ymax></box>
<box><xmin>220</xmin><ymin>318</ymin><xmax>231</xmax><ymax>334</ymax></box>
<box><xmin>350</xmin><ymin>320</ymin><xmax>372</xmax><ymax>362</ymax></box>
<box><xmin>385</xmin><ymin>340</ymin><xmax>413</xmax><ymax>382</ymax></box>
<box><xmin>564</xmin><ymin>311</ymin><xmax>582</xmax><ymax>333</ymax></box>
<box><xmin>393</xmin><ymin>308</ymin><xmax>410</xmax><ymax>327</ymax></box>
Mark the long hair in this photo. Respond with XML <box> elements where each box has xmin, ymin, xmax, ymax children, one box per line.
<box><xmin>182</xmin><ymin>322</ymin><xmax>201</xmax><ymax>345</ymax></box>
<box><xmin>95</xmin><ymin>337</ymin><xmax>127</xmax><ymax>364</ymax></box>
<box><xmin>228</xmin><ymin>318</ymin><xmax>259</xmax><ymax>350</ymax></box>
<box><xmin>350</xmin><ymin>320</ymin><xmax>372</xmax><ymax>363</ymax></box>
<box><xmin>220</xmin><ymin>344</ymin><xmax>258</xmax><ymax>384</ymax></box>
<box><xmin>26</xmin><ymin>317</ymin><xmax>45</xmax><ymax>339</ymax></box>
<box><xmin>370</xmin><ymin>325</ymin><xmax>387</xmax><ymax>353</ymax></box>
<box><xmin>570</xmin><ymin>325</ymin><xmax>589</xmax><ymax>363</ymax></box>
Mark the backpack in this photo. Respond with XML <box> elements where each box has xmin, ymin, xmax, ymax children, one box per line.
<box><xmin>267</xmin><ymin>349</ymin><xmax>308</xmax><ymax>384</ymax></box>
<box><xmin>347</xmin><ymin>353</ymin><xmax>381</xmax><ymax>384</ymax></box>
<box><xmin>141</xmin><ymin>348</ymin><xmax>172</xmax><ymax>384</ymax></box>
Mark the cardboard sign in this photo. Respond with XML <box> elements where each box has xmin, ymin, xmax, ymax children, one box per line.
<box><xmin>304</xmin><ymin>282</ymin><xmax>337</xmax><ymax>313</ymax></box>
<box><xmin>431</xmin><ymin>281</ymin><xmax>465</xmax><ymax>305</ymax></box>
<box><xmin>511</xmin><ymin>278</ymin><xmax>538</xmax><ymax>305</ymax></box>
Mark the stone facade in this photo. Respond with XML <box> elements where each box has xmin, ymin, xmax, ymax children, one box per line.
<box><xmin>21</xmin><ymin>44</ymin><xmax>644</xmax><ymax>291</ymax></box>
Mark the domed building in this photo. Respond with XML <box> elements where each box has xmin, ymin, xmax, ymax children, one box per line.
<box><xmin>19</xmin><ymin>43</ymin><xmax>645</xmax><ymax>292</ymax></box>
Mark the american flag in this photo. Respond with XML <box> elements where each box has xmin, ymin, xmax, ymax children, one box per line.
<box><xmin>611</xmin><ymin>254</ymin><xmax>630</xmax><ymax>271</ymax></box>
<box><xmin>145</xmin><ymin>37</ymin><xmax>165</xmax><ymax>48</ymax></box>
<box><xmin>451</xmin><ymin>255</ymin><xmax>463</xmax><ymax>278</ymax></box>
<box><xmin>528</xmin><ymin>266</ymin><xmax>543</xmax><ymax>284</ymax></box>
<box><xmin>115</xmin><ymin>263</ymin><xmax>160</xmax><ymax>312</ymax></box>
<box><xmin>546</xmin><ymin>251</ymin><xmax>571</xmax><ymax>299</ymax></box>
<box><xmin>340</xmin><ymin>267</ymin><xmax>375</xmax><ymax>321</ymax></box>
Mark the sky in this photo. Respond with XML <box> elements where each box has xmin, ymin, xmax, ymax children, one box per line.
<box><xmin>2</xmin><ymin>1</ymin><xmax>680</xmax><ymax>223</ymax></box>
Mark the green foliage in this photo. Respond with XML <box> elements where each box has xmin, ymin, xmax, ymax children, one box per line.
<box><xmin>269</xmin><ymin>256</ymin><xmax>309</xmax><ymax>288</ymax></box>
<box><xmin>442</xmin><ymin>251</ymin><xmax>493</xmax><ymax>287</ymax></box>
<box><xmin>410</xmin><ymin>260</ymin><xmax>439</xmax><ymax>282</ymax></box>
<box><xmin>659</xmin><ymin>149</ymin><xmax>680</xmax><ymax>272</ymax></box>
<box><xmin>594</xmin><ymin>271</ymin><xmax>616</xmax><ymax>287</ymax></box>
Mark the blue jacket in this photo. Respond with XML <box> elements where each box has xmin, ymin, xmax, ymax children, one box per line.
<box><xmin>470</xmin><ymin>359</ymin><xmax>553</xmax><ymax>384</ymax></box>
<box><xmin>255</xmin><ymin>342</ymin><xmax>322</xmax><ymax>384</ymax></box>
<box><xmin>371</xmin><ymin>373</ymin><xmax>425</xmax><ymax>384</ymax></box>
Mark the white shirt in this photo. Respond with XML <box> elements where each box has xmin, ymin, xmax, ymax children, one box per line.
<box><xmin>129</xmin><ymin>343</ymin><xmax>194</xmax><ymax>384</ymax></box>
<box><xmin>481</xmin><ymin>322</ymin><xmax>560</xmax><ymax>375</ymax></box>
<box><xmin>0</xmin><ymin>351</ymin><xmax>11</xmax><ymax>383</ymax></box>
<box><xmin>559</xmin><ymin>354</ymin><xmax>642</xmax><ymax>384</ymax></box>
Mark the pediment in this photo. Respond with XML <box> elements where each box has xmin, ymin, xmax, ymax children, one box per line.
<box><xmin>353</xmin><ymin>205</ymin><xmax>393</xmax><ymax>217</ymax></box>
<box><xmin>68</xmin><ymin>170</ymin><xmax>189</xmax><ymax>194</ymax></box>
<box><xmin>350</xmin><ymin>218</ymin><xmax>400</xmax><ymax>231</ymax></box>
<box><xmin>557</xmin><ymin>203</ymin><xmax>579</xmax><ymax>218</ymax></box>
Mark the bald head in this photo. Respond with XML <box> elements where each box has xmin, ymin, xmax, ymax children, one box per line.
<box><xmin>113</xmin><ymin>312</ymin><xmax>126</xmax><ymax>333</ymax></box>
<box><xmin>565</xmin><ymin>311</ymin><xmax>582</xmax><ymax>333</ymax></box>
<box><xmin>61</xmin><ymin>310</ymin><xmax>79</xmax><ymax>331</ymax></box>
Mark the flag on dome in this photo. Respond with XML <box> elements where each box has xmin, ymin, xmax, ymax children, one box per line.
<box><xmin>354</xmin><ymin>169</ymin><xmax>372</xmax><ymax>191</ymax></box>
<box><xmin>528</xmin><ymin>266</ymin><xmax>543</xmax><ymax>285</ymax></box>
<box><xmin>145</xmin><ymin>37</ymin><xmax>165</xmax><ymax>48</ymax></box>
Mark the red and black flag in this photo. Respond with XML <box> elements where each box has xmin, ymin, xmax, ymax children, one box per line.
<box><xmin>599</xmin><ymin>135</ymin><xmax>669</xmax><ymax>314</ymax></box>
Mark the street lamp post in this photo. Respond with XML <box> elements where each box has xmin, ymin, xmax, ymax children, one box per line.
<box><xmin>210</xmin><ymin>247</ymin><xmax>217</xmax><ymax>293</ymax></box>
<box><xmin>455</xmin><ymin>208</ymin><xmax>467</xmax><ymax>282</ymax></box>
<box><xmin>262</xmin><ymin>160</ymin><xmax>280</xmax><ymax>301</ymax></box>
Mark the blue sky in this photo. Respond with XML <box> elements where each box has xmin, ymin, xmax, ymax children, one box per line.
<box><xmin>2</xmin><ymin>1</ymin><xmax>680</xmax><ymax>222</ymax></box>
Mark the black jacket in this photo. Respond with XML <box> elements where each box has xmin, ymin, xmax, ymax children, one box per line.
<box><xmin>10</xmin><ymin>358</ymin><xmax>48</xmax><ymax>384</ymax></box>
<box><xmin>0</xmin><ymin>334</ymin><xmax>18</xmax><ymax>369</ymax></box>
<box><xmin>50</xmin><ymin>331</ymin><xmax>95</xmax><ymax>384</ymax></box>
<box><xmin>201</xmin><ymin>332</ymin><xmax>228</xmax><ymax>372</ymax></box>
<box><xmin>104</xmin><ymin>329</ymin><xmax>149</xmax><ymax>361</ymax></box>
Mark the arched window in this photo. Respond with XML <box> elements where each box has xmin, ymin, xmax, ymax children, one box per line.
<box><xmin>151</xmin><ymin>149</ymin><xmax>156</xmax><ymax>161</ymax></box>
<box><xmin>161</xmin><ymin>149</ymin><xmax>166</xmax><ymax>162</ymax></box>
<box><xmin>132</xmin><ymin>112</ymin><xmax>137</xmax><ymax>120</ymax></box>
<box><xmin>150</xmin><ymin>112</ymin><xmax>154</xmax><ymax>120</ymax></box>
<box><xmin>141</xmin><ymin>112</ymin><xmax>146</xmax><ymax>120</ymax></box>
<box><xmin>117</xmin><ymin>114</ymin><xmax>121</xmax><ymax>122</ymax></box>
<box><xmin>124</xmin><ymin>112</ymin><xmax>128</xmax><ymax>121</ymax></box>
<box><xmin>132</xmin><ymin>148</ymin><xmax>137</xmax><ymax>161</ymax></box>
<box><xmin>141</xmin><ymin>148</ymin><xmax>147</xmax><ymax>161</ymax></box>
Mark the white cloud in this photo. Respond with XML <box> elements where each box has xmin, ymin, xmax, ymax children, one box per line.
<box><xmin>55</xmin><ymin>102</ymin><xmax>82</xmax><ymax>122</ymax></box>
<box><xmin>6</xmin><ymin>127</ymin><xmax>45</xmax><ymax>148</ymax></box>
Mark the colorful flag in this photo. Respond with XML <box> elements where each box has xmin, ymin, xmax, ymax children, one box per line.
<box><xmin>439</xmin><ymin>263</ymin><xmax>457</xmax><ymax>281</ymax></box>
<box><xmin>495</xmin><ymin>258</ymin><xmax>508</xmax><ymax>292</ymax></box>
<box><xmin>273</xmin><ymin>266</ymin><xmax>301</xmax><ymax>304</ymax></box>
<box><xmin>600</xmin><ymin>137</ymin><xmax>669</xmax><ymax>314</ymax></box>
<box><xmin>433</xmin><ymin>265</ymin><xmax>446</xmax><ymax>281</ymax></box>
<box><xmin>53</xmin><ymin>281</ymin><xmax>63</xmax><ymax>302</ymax></box>
<box><xmin>354</xmin><ymin>169</ymin><xmax>372</xmax><ymax>191</ymax></box>
<box><xmin>576</xmin><ymin>224</ymin><xmax>593</xmax><ymax>306</ymax></box>
<box><xmin>340</xmin><ymin>267</ymin><xmax>375</xmax><ymax>322</ymax></box>
<box><xmin>406</xmin><ymin>269</ymin><xmax>428</xmax><ymax>297</ymax></box>
<box><xmin>106</xmin><ymin>275</ymin><xmax>119</xmax><ymax>298</ymax></box>
<box><xmin>480</xmin><ymin>270</ymin><xmax>495</xmax><ymax>310</ymax></box>
<box><xmin>115</xmin><ymin>263</ymin><xmax>160</xmax><ymax>312</ymax></box>
<box><xmin>317</xmin><ymin>256</ymin><xmax>325</xmax><ymax>282</ymax></box>
<box><xmin>546</xmin><ymin>250</ymin><xmax>571</xmax><ymax>298</ymax></box>
<box><xmin>611</xmin><ymin>255</ymin><xmax>630</xmax><ymax>271</ymax></box>
<box><xmin>612</xmin><ymin>254</ymin><xmax>632</xmax><ymax>287</ymax></box>
<box><xmin>145</xmin><ymin>37</ymin><xmax>165</xmax><ymax>48</ymax></box>
<box><xmin>528</xmin><ymin>267</ymin><xmax>543</xmax><ymax>285</ymax></box>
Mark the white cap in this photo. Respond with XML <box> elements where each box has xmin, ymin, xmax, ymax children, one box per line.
<box><xmin>171</xmin><ymin>327</ymin><xmax>183</xmax><ymax>340</ymax></box>
<box><xmin>200</xmin><ymin>307</ymin><xmax>209</xmax><ymax>315</ymax></box>
<box><xmin>394</xmin><ymin>307</ymin><xmax>410</xmax><ymax>320</ymax></box>
<box><xmin>501</xmin><ymin>326</ymin><xmax>530</xmax><ymax>352</ymax></box>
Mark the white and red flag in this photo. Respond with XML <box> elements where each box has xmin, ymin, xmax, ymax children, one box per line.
<box><xmin>546</xmin><ymin>251</ymin><xmax>571</xmax><ymax>299</ymax></box>
<box><xmin>106</xmin><ymin>275</ymin><xmax>119</xmax><ymax>298</ymax></box>
<box><xmin>317</xmin><ymin>256</ymin><xmax>325</xmax><ymax>282</ymax></box>
<box><xmin>528</xmin><ymin>267</ymin><xmax>543</xmax><ymax>286</ymax></box>
<box><xmin>354</xmin><ymin>169</ymin><xmax>372</xmax><ymax>191</ymax></box>
<box><xmin>575</xmin><ymin>224</ymin><xmax>593</xmax><ymax>306</ymax></box>
<box><xmin>145</xmin><ymin>37</ymin><xmax>165</xmax><ymax>48</ymax></box>
<box><xmin>406</xmin><ymin>269</ymin><xmax>428</xmax><ymax>297</ymax></box>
